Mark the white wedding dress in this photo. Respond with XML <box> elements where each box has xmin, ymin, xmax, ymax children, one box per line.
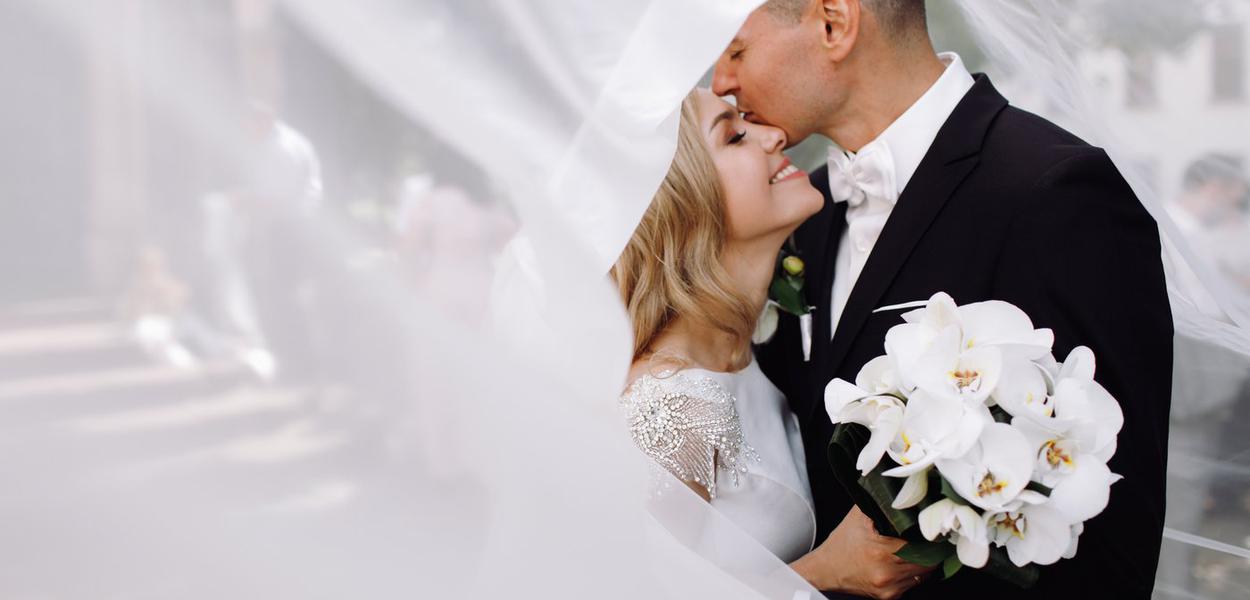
<box><xmin>620</xmin><ymin>359</ymin><xmax>817</xmax><ymax>563</ymax></box>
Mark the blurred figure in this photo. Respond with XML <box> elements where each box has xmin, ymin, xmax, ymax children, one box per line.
<box><xmin>118</xmin><ymin>245</ymin><xmax>218</xmax><ymax>369</ymax></box>
<box><xmin>1159</xmin><ymin>154</ymin><xmax>1250</xmax><ymax>597</ymax></box>
<box><xmin>1172</xmin><ymin>154</ymin><xmax>1248</xmax><ymax>229</ymax></box>
<box><xmin>1169</xmin><ymin>154</ymin><xmax>1250</xmax><ymax>292</ymax></box>
<box><xmin>394</xmin><ymin>178</ymin><xmax>516</xmax><ymax>325</ymax></box>
<box><xmin>201</xmin><ymin>102</ymin><xmax>324</xmax><ymax>383</ymax></box>
<box><xmin>200</xmin><ymin>191</ymin><xmax>276</xmax><ymax>380</ymax></box>
<box><xmin>234</xmin><ymin>102</ymin><xmax>323</xmax><ymax>223</ymax></box>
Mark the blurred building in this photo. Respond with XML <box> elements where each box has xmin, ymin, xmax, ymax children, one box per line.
<box><xmin>1080</xmin><ymin>9</ymin><xmax>1250</xmax><ymax>202</ymax></box>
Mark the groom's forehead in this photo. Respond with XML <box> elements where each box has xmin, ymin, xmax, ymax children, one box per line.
<box><xmin>731</xmin><ymin>14</ymin><xmax>782</xmax><ymax>47</ymax></box>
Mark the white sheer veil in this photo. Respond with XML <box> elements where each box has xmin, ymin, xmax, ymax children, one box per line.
<box><xmin>939</xmin><ymin>2</ymin><xmax>1250</xmax><ymax>596</ymax></box>
<box><xmin>0</xmin><ymin>0</ymin><xmax>818</xmax><ymax>597</ymax></box>
<box><xmin>0</xmin><ymin>0</ymin><xmax>1247</xmax><ymax>597</ymax></box>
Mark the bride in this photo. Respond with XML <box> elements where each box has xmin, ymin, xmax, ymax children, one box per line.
<box><xmin>612</xmin><ymin>89</ymin><xmax>931</xmax><ymax>598</ymax></box>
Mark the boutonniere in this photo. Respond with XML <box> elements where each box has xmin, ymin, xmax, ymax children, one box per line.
<box><xmin>753</xmin><ymin>239</ymin><xmax>816</xmax><ymax>362</ymax></box>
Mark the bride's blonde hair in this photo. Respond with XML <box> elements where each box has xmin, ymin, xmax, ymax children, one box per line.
<box><xmin>611</xmin><ymin>91</ymin><xmax>757</xmax><ymax>364</ymax></box>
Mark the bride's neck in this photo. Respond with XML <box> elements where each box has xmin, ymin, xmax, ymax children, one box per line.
<box><xmin>721</xmin><ymin>239</ymin><xmax>775</xmax><ymax>314</ymax></box>
<box><xmin>647</xmin><ymin>320</ymin><xmax>746</xmax><ymax>373</ymax></box>
<box><xmin>645</xmin><ymin>238</ymin><xmax>778</xmax><ymax>373</ymax></box>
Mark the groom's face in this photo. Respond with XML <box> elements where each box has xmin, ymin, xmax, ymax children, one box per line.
<box><xmin>712</xmin><ymin>9</ymin><xmax>831</xmax><ymax>148</ymax></box>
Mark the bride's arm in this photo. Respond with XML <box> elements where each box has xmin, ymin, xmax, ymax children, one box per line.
<box><xmin>619</xmin><ymin>369</ymin><xmax>744</xmax><ymax>503</ymax></box>
<box><xmin>681</xmin><ymin>477</ymin><xmax>712</xmax><ymax>503</ymax></box>
<box><xmin>788</xmin><ymin>507</ymin><xmax>931</xmax><ymax>600</ymax></box>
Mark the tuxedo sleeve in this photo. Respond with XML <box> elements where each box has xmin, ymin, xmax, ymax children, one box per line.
<box><xmin>990</xmin><ymin>148</ymin><xmax>1173</xmax><ymax>598</ymax></box>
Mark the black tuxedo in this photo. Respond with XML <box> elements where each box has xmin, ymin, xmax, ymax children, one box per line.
<box><xmin>755</xmin><ymin>75</ymin><xmax>1172</xmax><ymax>598</ymax></box>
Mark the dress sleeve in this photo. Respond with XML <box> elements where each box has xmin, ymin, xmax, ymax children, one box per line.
<box><xmin>619</xmin><ymin>374</ymin><xmax>755</xmax><ymax>499</ymax></box>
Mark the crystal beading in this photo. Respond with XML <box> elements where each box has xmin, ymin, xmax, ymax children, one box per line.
<box><xmin>619</xmin><ymin>372</ymin><xmax>758</xmax><ymax>499</ymax></box>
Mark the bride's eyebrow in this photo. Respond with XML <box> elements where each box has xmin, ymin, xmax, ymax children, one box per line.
<box><xmin>708</xmin><ymin>109</ymin><xmax>735</xmax><ymax>135</ymax></box>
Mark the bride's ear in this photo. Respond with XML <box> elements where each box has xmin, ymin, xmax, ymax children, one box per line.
<box><xmin>818</xmin><ymin>0</ymin><xmax>858</xmax><ymax>61</ymax></box>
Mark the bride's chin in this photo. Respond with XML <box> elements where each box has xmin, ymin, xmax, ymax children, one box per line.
<box><xmin>797</xmin><ymin>187</ymin><xmax>824</xmax><ymax>216</ymax></box>
<box><xmin>773</xmin><ymin>184</ymin><xmax>822</xmax><ymax>214</ymax></box>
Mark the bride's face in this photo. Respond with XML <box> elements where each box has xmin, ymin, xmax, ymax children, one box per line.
<box><xmin>693</xmin><ymin>89</ymin><xmax>823</xmax><ymax>245</ymax></box>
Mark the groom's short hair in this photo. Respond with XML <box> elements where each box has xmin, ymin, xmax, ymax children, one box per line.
<box><xmin>764</xmin><ymin>0</ymin><xmax>927</xmax><ymax>41</ymax></box>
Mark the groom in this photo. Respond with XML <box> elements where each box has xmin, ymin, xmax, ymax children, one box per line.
<box><xmin>726</xmin><ymin>1</ymin><xmax>1172</xmax><ymax>598</ymax></box>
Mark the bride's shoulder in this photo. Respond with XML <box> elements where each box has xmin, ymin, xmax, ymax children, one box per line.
<box><xmin>619</xmin><ymin>360</ymin><xmax>740</xmax><ymax>427</ymax></box>
<box><xmin>618</xmin><ymin>362</ymin><xmax>753</xmax><ymax>499</ymax></box>
<box><xmin>620</xmin><ymin>363</ymin><xmax>732</xmax><ymax>406</ymax></box>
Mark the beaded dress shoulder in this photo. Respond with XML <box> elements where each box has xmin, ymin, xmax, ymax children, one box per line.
<box><xmin>619</xmin><ymin>372</ymin><xmax>757</xmax><ymax>499</ymax></box>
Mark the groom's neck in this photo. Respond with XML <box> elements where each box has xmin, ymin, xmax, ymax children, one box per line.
<box><xmin>822</xmin><ymin>46</ymin><xmax>946</xmax><ymax>152</ymax></box>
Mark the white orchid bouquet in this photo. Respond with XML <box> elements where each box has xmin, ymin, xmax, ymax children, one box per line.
<box><xmin>824</xmin><ymin>292</ymin><xmax>1123</xmax><ymax>586</ymax></box>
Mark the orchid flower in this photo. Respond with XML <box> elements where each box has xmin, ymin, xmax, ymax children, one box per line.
<box><xmin>909</xmin><ymin>325</ymin><xmax>1004</xmax><ymax>405</ymax></box>
<box><xmin>885</xmin><ymin>292</ymin><xmax>1053</xmax><ymax>395</ymax></box>
<box><xmin>855</xmin><ymin>355</ymin><xmax>899</xmax><ymax>396</ymax></box>
<box><xmin>1014</xmin><ymin>412</ymin><xmax>1122</xmax><ymax>524</ymax></box>
<box><xmin>1050</xmin><ymin>348</ymin><xmax>1123</xmax><ymax>463</ymax></box>
<box><xmin>919</xmin><ymin>499</ymin><xmax>990</xmax><ymax>568</ymax></box>
<box><xmin>885</xmin><ymin>293</ymin><xmax>962</xmax><ymax>393</ymax></box>
<box><xmin>1000</xmin><ymin>347</ymin><xmax>1122</xmax><ymax>459</ymax></box>
<box><xmin>1010</xmin><ymin>347</ymin><xmax>1124</xmax><ymax>522</ymax></box>
<box><xmin>935</xmin><ymin>422</ymin><xmax>1035</xmax><ymax>513</ymax></box>
<box><xmin>825</xmin><ymin>379</ymin><xmax>904</xmax><ymax>475</ymax></box>
<box><xmin>881</xmin><ymin>389</ymin><xmax>990</xmax><ymax>477</ymax></box>
<box><xmin>892</xmin><ymin>468</ymin><xmax>930</xmax><ymax>509</ymax></box>
<box><xmin>1032</xmin><ymin>438</ymin><xmax>1121</xmax><ymax>523</ymax></box>
<box><xmin>992</xmin><ymin>355</ymin><xmax>1055</xmax><ymax>421</ymax></box>
<box><xmin>985</xmin><ymin>503</ymin><xmax>1076</xmax><ymax>567</ymax></box>
<box><xmin>1063</xmin><ymin>522</ymin><xmax>1084</xmax><ymax>560</ymax></box>
<box><xmin>956</xmin><ymin>300</ymin><xmax>1054</xmax><ymax>362</ymax></box>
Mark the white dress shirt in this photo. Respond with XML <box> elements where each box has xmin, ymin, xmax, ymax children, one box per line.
<box><xmin>828</xmin><ymin>52</ymin><xmax>975</xmax><ymax>337</ymax></box>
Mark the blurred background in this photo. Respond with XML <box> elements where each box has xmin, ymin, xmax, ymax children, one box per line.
<box><xmin>0</xmin><ymin>0</ymin><xmax>1247</xmax><ymax>598</ymax></box>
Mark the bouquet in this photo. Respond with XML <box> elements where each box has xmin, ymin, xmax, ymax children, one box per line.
<box><xmin>825</xmin><ymin>292</ymin><xmax>1123</xmax><ymax>586</ymax></box>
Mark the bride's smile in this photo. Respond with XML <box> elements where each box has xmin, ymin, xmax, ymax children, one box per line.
<box><xmin>692</xmin><ymin>88</ymin><xmax>823</xmax><ymax>247</ymax></box>
<box><xmin>769</xmin><ymin>158</ymin><xmax>804</xmax><ymax>185</ymax></box>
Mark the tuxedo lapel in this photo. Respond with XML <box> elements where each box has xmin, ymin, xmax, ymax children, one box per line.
<box><xmin>808</xmin><ymin>75</ymin><xmax>1009</xmax><ymax>420</ymax></box>
<box><xmin>804</xmin><ymin>168</ymin><xmax>847</xmax><ymax>371</ymax></box>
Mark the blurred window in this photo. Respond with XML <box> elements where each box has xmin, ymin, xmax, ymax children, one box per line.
<box><xmin>1126</xmin><ymin>51</ymin><xmax>1158</xmax><ymax>108</ymax></box>
<box><xmin>1134</xmin><ymin>155</ymin><xmax>1161</xmax><ymax>194</ymax></box>
<box><xmin>1212</xmin><ymin>23</ymin><xmax>1246</xmax><ymax>102</ymax></box>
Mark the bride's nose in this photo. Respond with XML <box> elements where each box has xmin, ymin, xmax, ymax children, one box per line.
<box><xmin>756</xmin><ymin>125</ymin><xmax>786</xmax><ymax>154</ymax></box>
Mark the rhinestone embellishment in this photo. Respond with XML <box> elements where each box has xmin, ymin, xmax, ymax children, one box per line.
<box><xmin>620</xmin><ymin>373</ymin><xmax>758</xmax><ymax>499</ymax></box>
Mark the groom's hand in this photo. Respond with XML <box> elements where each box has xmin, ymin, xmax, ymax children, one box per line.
<box><xmin>791</xmin><ymin>506</ymin><xmax>932</xmax><ymax>599</ymax></box>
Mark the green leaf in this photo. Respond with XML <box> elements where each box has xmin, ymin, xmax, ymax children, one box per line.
<box><xmin>1025</xmin><ymin>480</ymin><xmax>1053</xmax><ymax>497</ymax></box>
<box><xmin>942</xmin><ymin>554</ymin><xmax>963</xmax><ymax>580</ymax></box>
<box><xmin>982</xmin><ymin>547</ymin><xmax>1040</xmax><ymax>589</ymax></box>
<box><xmin>894</xmin><ymin>540</ymin><xmax>954</xmax><ymax>568</ymax></box>
<box><xmin>827</xmin><ymin>424</ymin><xmax>896</xmax><ymax>536</ymax></box>
<box><xmin>858</xmin><ymin>467</ymin><xmax>917</xmax><ymax>536</ymax></box>
<box><xmin>784</xmin><ymin>274</ymin><xmax>804</xmax><ymax>292</ymax></box>
<box><xmin>769</xmin><ymin>277</ymin><xmax>806</xmax><ymax>316</ymax></box>
<box><xmin>940</xmin><ymin>478</ymin><xmax>971</xmax><ymax>506</ymax></box>
<box><xmin>989</xmin><ymin>405</ymin><xmax>1013</xmax><ymax>424</ymax></box>
<box><xmin>826</xmin><ymin>424</ymin><xmax>922</xmax><ymax>538</ymax></box>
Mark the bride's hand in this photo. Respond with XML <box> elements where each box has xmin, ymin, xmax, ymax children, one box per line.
<box><xmin>790</xmin><ymin>506</ymin><xmax>933</xmax><ymax>599</ymax></box>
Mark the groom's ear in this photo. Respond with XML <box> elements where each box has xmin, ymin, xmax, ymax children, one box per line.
<box><xmin>818</xmin><ymin>0</ymin><xmax>859</xmax><ymax>61</ymax></box>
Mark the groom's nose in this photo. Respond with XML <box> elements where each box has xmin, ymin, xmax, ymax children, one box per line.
<box><xmin>711</xmin><ymin>56</ymin><xmax>737</xmax><ymax>97</ymax></box>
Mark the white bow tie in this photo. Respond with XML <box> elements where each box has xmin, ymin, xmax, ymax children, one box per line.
<box><xmin>827</xmin><ymin>141</ymin><xmax>898</xmax><ymax>208</ymax></box>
